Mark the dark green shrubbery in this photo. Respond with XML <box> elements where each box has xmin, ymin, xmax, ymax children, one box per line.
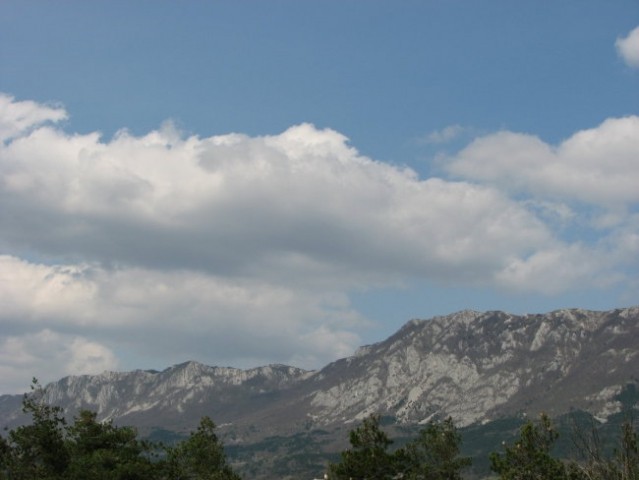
<box><xmin>327</xmin><ymin>414</ymin><xmax>470</xmax><ymax>479</ymax></box>
<box><xmin>0</xmin><ymin>380</ymin><xmax>240</xmax><ymax>480</ymax></box>
<box><xmin>328</xmin><ymin>412</ymin><xmax>639</xmax><ymax>480</ymax></box>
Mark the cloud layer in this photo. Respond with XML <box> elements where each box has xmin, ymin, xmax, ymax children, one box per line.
<box><xmin>0</xmin><ymin>94</ymin><xmax>637</xmax><ymax>392</ymax></box>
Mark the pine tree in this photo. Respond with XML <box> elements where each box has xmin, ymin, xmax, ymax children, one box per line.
<box><xmin>327</xmin><ymin>414</ymin><xmax>397</xmax><ymax>480</ymax></box>
<box><xmin>397</xmin><ymin>417</ymin><xmax>471</xmax><ymax>479</ymax></box>
<box><xmin>164</xmin><ymin>416</ymin><xmax>241</xmax><ymax>480</ymax></box>
<box><xmin>490</xmin><ymin>413</ymin><xmax>569</xmax><ymax>480</ymax></box>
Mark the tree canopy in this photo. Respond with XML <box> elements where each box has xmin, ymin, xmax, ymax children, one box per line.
<box><xmin>489</xmin><ymin>413</ymin><xmax>569</xmax><ymax>480</ymax></box>
<box><xmin>0</xmin><ymin>379</ymin><xmax>241</xmax><ymax>480</ymax></box>
<box><xmin>327</xmin><ymin>414</ymin><xmax>470</xmax><ymax>480</ymax></box>
<box><xmin>164</xmin><ymin>416</ymin><xmax>241</xmax><ymax>480</ymax></box>
<box><xmin>2</xmin><ymin>380</ymin><xmax>639</xmax><ymax>480</ymax></box>
<box><xmin>397</xmin><ymin>416</ymin><xmax>471</xmax><ymax>480</ymax></box>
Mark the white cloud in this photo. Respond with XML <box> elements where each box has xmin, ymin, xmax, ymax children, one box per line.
<box><xmin>444</xmin><ymin>116</ymin><xmax>639</xmax><ymax>293</ymax></box>
<box><xmin>0</xmin><ymin>93</ymin><xmax>67</xmax><ymax>143</ymax></box>
<box><xmin>0</xmin><ymin>95</ymin><xmax>635</xmax><ymax>392</ymax></box>
<box><xmin>494</xmin><ymin>244</ymin><xmax>621</xmax><ymax>295</ymax></box>
<box><xmin>0</xmin><ymin>330</ymin><xmax>118</xmax><ymax>393</ymax></box>
<box><xmin>616</xmin><ymin>26</ymin><xmax>639</xmax><ymax>68</ymax></box>
<box><xmin>0</xmin><ymin>256</ymin><xmax>97</xmax><ymax>323</ymax></box>
<box><xmin>0</xmin><ymin>255</ymin><xmax>367</xmax><ymax>376</ymax></box>
<box><xmin>0</xmin><ymin>101</ymin><xmax>552</xmax><ymax>285</ymax></box>
<box><xmin>65</xmin><ymin>337</ymin><xmax>120</xmax><ymax>377</ymax></box>
<box><xmin>446</xmin><ymin>116</ymin><xmax>639</xmax><ymax>208</ymax></box>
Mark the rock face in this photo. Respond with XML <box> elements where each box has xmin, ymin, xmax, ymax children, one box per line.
<box><xmin>1</xmin><ymin>307</ymin><xmax>637</xmax><ymax>438</ymax></box>
<box><xmin>296</xmin><ymin>307</ymin><xmax>639</xmax><ymax>428</ymax></box>
<box><xmin>37</xmin><ymin>363</ymin><xmax>312</xmax><ymax>433</ymax></box>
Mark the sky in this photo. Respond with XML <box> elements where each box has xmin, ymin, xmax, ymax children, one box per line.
<box><xmin>0</xmin><ymin>1</ymin><xmax>638</xmax><ymax>394</ymax></box>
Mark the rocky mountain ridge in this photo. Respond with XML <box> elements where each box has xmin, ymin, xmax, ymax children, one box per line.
<box><xmin>1</xmin><ymin>306</ymin><xmax>637</xmax><ymax>440</ymax></box>
<box><xmin>296</xmin><ymin>307</ymin><xmax>639</xmax><ymax>428</ymax></box>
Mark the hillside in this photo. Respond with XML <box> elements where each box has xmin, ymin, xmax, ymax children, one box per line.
<box><xmin>1</xmin><ymin>306</ymin><xmax>638</xmax><ymax>478</ymax></box>
<box><xmin>2</xmin><ymin>307</ymin><xmax>638</xmax><ymax>435</ymax></box>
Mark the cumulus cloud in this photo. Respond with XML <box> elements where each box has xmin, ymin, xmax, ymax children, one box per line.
<box><xmin>0</xmin><ymin>93</ymin><xmax>67</xmax><ymax>143</ymax></box>
<box><xmin>0</xmin><ymin>106</ymin><xmax>551</xmax><ymax>284</ymax></box>
<box><xmin>616</xmin><ymin>26</ymin><xmax>639</xmax><ymax>68</ymax></box>
<box><xmin>0</xmin><ymin>330</ymin><xmax>118</xmax><ymax>393</ymax></box>
<box><xmin>446</xmin><ymin>116</ymin><xmax>639</xmax><ymax>209</ymax></box>
<box><xmin>0</xmin><ymin>94</ymin><xmax>635</xmax><ymax>392</ymax></box>
<box><xmin>494</xmin><ymin>243</ymin><xmax>622</xmax><ymax>295</ymax></box>
<box><xmin>444</xmin><ymin>117</ymin><xmax>639</xmax><ymax>292</ymax></box>
<box><xmin>0</xmin><ymin>256</ymin><xmax>364</xmax><ymax>372</ymax></box>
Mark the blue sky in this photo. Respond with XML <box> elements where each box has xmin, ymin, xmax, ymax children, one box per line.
<box><xmin>0</xmin><ymin>1</ymin><xmax>638</xmax><ymax>393</ymax></box>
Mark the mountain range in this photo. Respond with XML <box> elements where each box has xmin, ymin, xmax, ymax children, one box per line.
<box><xmin>1</xmin><ymin>306</ymin><xmax>638</xmax><ymax>477</ymax></box>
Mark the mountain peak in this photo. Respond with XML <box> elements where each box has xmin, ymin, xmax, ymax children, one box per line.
<box><xmin>1</xmin><ymin>306</ymin><xmax>637</xmax><ymax>441</ymax></box>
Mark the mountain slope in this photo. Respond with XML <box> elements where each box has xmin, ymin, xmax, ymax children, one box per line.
<box><xmin>1</xmin><ymin>306</ymin><xmax>637</xmax><ymax>439</ymax></box>
<box><xmin>292</xmin><ymin>307</ymin><xmax>639</xmax><ymax>428</ymax></box>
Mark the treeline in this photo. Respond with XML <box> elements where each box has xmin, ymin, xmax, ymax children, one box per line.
<box><xmin>327</xmin><ymin>413</ymin><xmax>639</xmax><ymax>480</ymax></box>
<box><xmin>2</xmin><ymin>380</ymin><xmax>639</xmax><ymax>479</ymax></box>
<box><xmin>0</xmin><ymin>380</ymin><xmax>240</xmax><ymax>480</ymax></box>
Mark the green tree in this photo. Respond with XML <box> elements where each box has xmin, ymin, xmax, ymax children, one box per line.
<box><xmin>327</xmin><ymin>414</ymin><xmax>397</xmax><ymax>480</ymax></box>
<box><xmin>490</xmin><ymin>413</ymin><xmax>569</xmax><ymax>480</ymax></box>
<box><xmin>164</xmin><ymin>416</ymin><xmax>241</xmax><ymax>480</ymax></box>
<box><xmin>0</xmin><ymin>379</ymin><xmax>243</xmax><ymax>480</ymax></box>
<box><xmin>65</xmin><ymin>410</ymin><xmax>159</xmax><ymax>480</ymax></box>
<box><xmin>397</xmin><ymin>417</ymin><xmax>471</xmax><ymax>479</ymax></box>
<box><xmin>0</xmin><ymin>379</ymin><xmax>69</xmax><ymax>479</ymax></box>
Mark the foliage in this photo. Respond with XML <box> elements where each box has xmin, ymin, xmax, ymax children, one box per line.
<box><xmin>328</xmin><ymin>415</ymin><xmax>470</xmax><ymax>480</ymax></box>
<box><xmin>490</xmin><ymin>413</ymin><xmax>570</xmax><ymax>480</ymax></box>
<box><xmin>65</xmin><ymin>410</ymin><xmax>158</xmax><ymax>479</ymax></box>
<box><xmin>327</xmin><ymin>414</ymin><xmax>397</xmax><ymax>479</ymax></box>
<box><xmin>4</xmin><ymin>379</ymin><xmax>639</xmax><ymax>480</ymax></box>
<box><xmin>165</xmin><ymin>416</ymin><xmax>241</xmax><ymax>480</ymax></box>
<box><xmin>0</xmin><ymin>379</ymin><xmax>241</xmax><ymax>480</ymax></box>
<box><xmin>397</xmin><ymin>416</ymin><xmax>471</xmax><ymax>479</ymax></box>
<box><xmin>0</xmin><ymin>378</ymin><xmax>69</xmax><ymax>479</ymax></box>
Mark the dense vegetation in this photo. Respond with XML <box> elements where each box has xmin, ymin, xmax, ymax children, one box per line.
<box><xmin>2</xmin><ymin>380</ymin><xmax>638</xmax><ymax>479</ymax></box>
<box><xmin>0</xmin><ymin>380</ymin><xmax>240</xmax><ymax>480</ymax></box>
<box><xmin>327</xmin><ymin>414</ymin><xmax>470</xmax><ymax>479</ymax></box>
<box><xmin>327</xmin><ymin>412</ymin><xmax>639</xmax><ymax>480</ymax></box>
